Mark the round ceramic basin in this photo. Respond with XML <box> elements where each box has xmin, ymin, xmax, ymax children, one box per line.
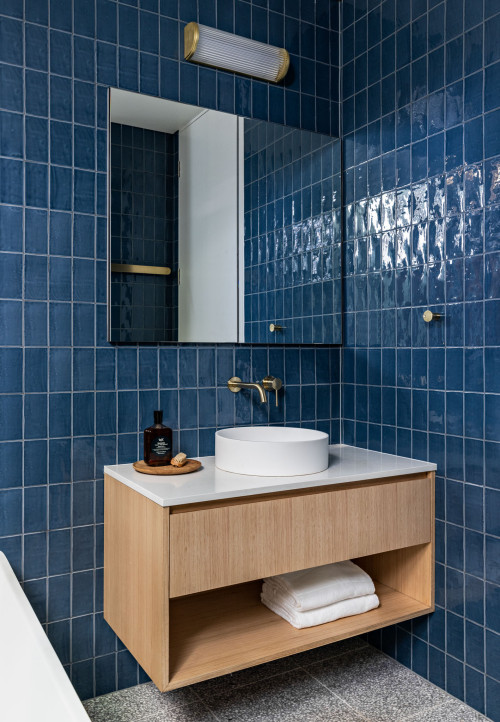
<box><xmin>215</xmin><ymin>426</ymin><xmax>329</xmax><ymax>476</ymax></box>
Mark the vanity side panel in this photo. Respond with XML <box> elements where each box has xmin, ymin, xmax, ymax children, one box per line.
<box><xmin>355</xmin><ymin>472</ymin><xmax>435</xmax><ymax>607</ymax></box>
<box><xmin>169</xmin><ymin>475</ymin><xmax>431</xmax><ymax>597</ymax></box>
<box><xmin>104</xmin><ymin>474</ymin><xmax>170</xmax><ymax>690</ymax></box>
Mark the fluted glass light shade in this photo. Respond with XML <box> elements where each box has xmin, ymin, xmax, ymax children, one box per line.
<box><xmin>184</xmin><ymin>22</ymin><xmax>290</xmax><ymax>83</ymax></box>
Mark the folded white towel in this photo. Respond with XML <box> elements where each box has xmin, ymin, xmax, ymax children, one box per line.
<box><xmin>263</xmin><ymin>561</ymin><xmax>375</xmax><ymax>612</ymax></box>
<box><xmin>261</xmin><ymin>591</ymin><xmax>380</xmax><ymax>629</ymax></box>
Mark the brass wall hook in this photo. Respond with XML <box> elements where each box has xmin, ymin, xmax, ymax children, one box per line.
<box><xmin>423</xmin><ymin>310</ymin><xmax>443</xmax><ymax>322</ymax></box>
<box><xmin>269</xmin><ymin>323</ymin><xmax>286</xmax><ymax>333</ymax></box>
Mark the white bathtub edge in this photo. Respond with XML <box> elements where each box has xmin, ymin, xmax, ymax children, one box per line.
<box><xmin>0</xmin><ymin>552</ymin><xmax>91</xmax><ymax>722</ymax></box>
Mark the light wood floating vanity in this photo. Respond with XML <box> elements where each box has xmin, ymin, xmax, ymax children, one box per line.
<box><xmin>104</xmin><ymin>445</ymin><xmax>436</xmax><ymax>692</ymax></box>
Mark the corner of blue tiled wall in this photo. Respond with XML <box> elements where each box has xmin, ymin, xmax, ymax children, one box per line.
<box><xmin>340</xmin><ymin>0</ymin><xmax>500</xmax><ymax>718</ymax></box>
<box><xmin>0</xmin><ymin>0</ymin><xmax>342</xmax><ymax>702</ymax></box>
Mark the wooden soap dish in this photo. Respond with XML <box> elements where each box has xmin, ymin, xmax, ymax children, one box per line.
<box><xmin>133</xmin><ymin>459</ymin><xmax>202</xmax><ymax>476</ymax></box>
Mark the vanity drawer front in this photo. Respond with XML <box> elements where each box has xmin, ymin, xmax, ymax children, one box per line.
<box><xmin>169</xmin><ymin>475</ymin><xmax>432</xmax><ymax>597</ymax></box>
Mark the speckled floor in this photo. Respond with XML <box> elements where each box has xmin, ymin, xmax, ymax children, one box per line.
<box><xmin>83</xmin><ymin>639</ymin><xmax>488</xmax><ymax>722</ymax></box>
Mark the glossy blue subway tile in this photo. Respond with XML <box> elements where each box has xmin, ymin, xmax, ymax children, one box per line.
<box><xmin>23</xmin><ymin>486</ymin><xmax>47</xmax><ymax>534</ymax></box>
<box><xmin>71</xmin><ymin>615</ymin><xmax>93</xmax><ymax>662</ymax></box>
<box><xmin>0</xmin><ymin>488</ymin><xmax>22</xmax><ymax>536</ymax></box>
<box><xmin>24</xmin><ymin>444</ymin><xmax>47</xmax><ymax>493</ymax></box>
<box><xmin>23</xmin><ymin>578</ymin><xmax>47</xmax><ymax>624</ymax></box>
<box><xmin>0</xmin><ymin>442</ymin><xmax>22</xmax><ymax>490</ymax></box>
<box><xmin>486</xmin><ymin>630</ymin><xmax>500</xmax><ymax>684</ymax></box>
<box><xmin>47</xmin><ymin>573</ymin><xmax>70</xmax><ymax>624</ymax></box>
<box><xmin>73</xmin><ymin>393</ymin><xmax>95</xmax><ymax>437</ymax></box>
<box><xmin>71</xmin><ymin>659</ymin><xmax>94</xmax><ymax>701</ymax></box>
<box><xmin>73</xmin><ymin>525</ymin><xmax>94</xmax><ymax>572</ymax></box>
<box><xmin>466</xmin><ymin>574</ymin><xmax>484</xmax><ymax>626</ymax></box>
<box><xmin>47</xmin><ymin>620</ymin><xmax>70</xmax><ymax>668</ymax></box>
<box><xmin>485</xmin><ymin>108</ymin><xmax>500</xmax><ymax>160</ymax></box>
<box><xmin>485</xmin><ymin>489</ymin><xmax>500</xmax><ymax>537</ymax></box>
<box><xmin>485</xmin><ymin>394</ymin><xmax>500</xmax><ymax>442</ymax></box>
<box><xmin>48</xmin><ymin>528</ymin><xmax>71</xmax><ymax>576</ymax></box>
<box><xmin>465</xmin><ymin>438</ymin><xmax>484</xmax><ymax>486</ymax></box>
<box><xmin>465</xmin><ymin>529</ymin><xmax>485</xmax><ymax>579</ymax></box>
<box><xmin>486</xmin><ymin>582</ymin><xmax>500</xmax><ymax>635</ymax></box>
<box><xmin>71</xmin><ymin>570</ymin><xmax>94</xmax><ymax>612</ymax></box>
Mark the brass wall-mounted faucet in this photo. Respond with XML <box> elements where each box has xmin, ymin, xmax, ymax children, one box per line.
<box><xmin>227</xmin><ymin>375</ymin><xmax>283</xmax><ymax>406</ymax></box>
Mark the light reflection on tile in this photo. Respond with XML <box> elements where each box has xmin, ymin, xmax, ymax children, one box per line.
<box><xmin>381</xmin><ymin>191</ymin><xmax>396</xmax><ymax>231</ymax></box>
<box><xmin>396</xmin><ymin>227</ymin><xmax>412</xmax><ymax>268</ymax></box>
<box><xmin>446</xmin><ymin>170</ymin><xmax>464</xmax><ymax>215</ymax></box>
<box><xmin>464</xmin><ymin>164</ymin><xmax>484</xmax><ymax>210</ymax></box>
<box><xmin>429</xmin><ymin>176</ymin><xmax>446</xmax><ymax>219</ymax></box>
<box><xmin>429</xmin><ymin>219</ymin><xmax>445</xmax><ymax>263</ymax></box>
<box><xmin>368</xmin><ymin>196</ymin><xmax>382</xmax><ymax>233</ymax></box>
<box><xmin>412</xmin><ymin>223</ymin><xmax>427</xmax><ymax>266</ymax></box>
<box><xmin>382</xmin><ymin>231</ymin><xmax>396</xmax><ymax>270</ymax></box>
<box><xmin>412</xmin><ymin>182</ymin><xmax>429</xmax><ymax>224</ymax></box>
<box><xmin>396</xmin><ymin>188</ymin><xmax>412</xmax><ymax>226</ymax></box>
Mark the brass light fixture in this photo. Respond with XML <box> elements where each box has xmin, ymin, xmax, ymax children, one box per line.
<box><xmin>184</xmin><ymin>22</ymin><xmax>290</xmax><ymax>83</ymax></box>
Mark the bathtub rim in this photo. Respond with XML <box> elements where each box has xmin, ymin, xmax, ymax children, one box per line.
<box><xmin>0</xmin><ymin>551</ymin><xmax>91</xmax><ymax>721</ymax></box>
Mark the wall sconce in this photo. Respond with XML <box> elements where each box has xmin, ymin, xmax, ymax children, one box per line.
<box><xmin>184</xmin><ymin>22</ymin><xmax>290</xmax><ymax>83</ymax></box>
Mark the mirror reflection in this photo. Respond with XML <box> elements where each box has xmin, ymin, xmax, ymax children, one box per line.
<box><xmin>107</xmin><ymin>89</ymin><xmax>342</xmax><ymax>345</ymax></box>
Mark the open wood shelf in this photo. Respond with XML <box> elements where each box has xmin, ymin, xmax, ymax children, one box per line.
<box><xmin>168</xmin><ymin>579</ymin><xmax>433</xmax><ymax>690</ymax></box>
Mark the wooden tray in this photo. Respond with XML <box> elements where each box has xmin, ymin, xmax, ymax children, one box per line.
<box><xmin>133</xmin><ymin>459</ymin><xmax>202</xmax><ymax>476</ymax></box>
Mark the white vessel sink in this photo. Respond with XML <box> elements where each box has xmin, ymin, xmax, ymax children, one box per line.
<box><xmin>215</xmin><ymin>426</ymin><xmax>329</xmax><ymax>476</ymax></box>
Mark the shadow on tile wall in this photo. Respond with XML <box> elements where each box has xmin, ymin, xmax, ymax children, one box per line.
<box><xmin>340</xmin><ymin>0</ymin><xmax>500</xmax><ymax>718</ymax></box>
<box><xmin>0</xmin><ymin>0</ymin><xmax>341</xmax><ymax>701</ymax></box>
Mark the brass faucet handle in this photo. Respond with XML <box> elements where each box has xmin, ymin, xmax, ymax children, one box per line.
<box><xmin>262</xmin><ymin>376</ymin><xmax>283</xmax><ymax>407</ymax></box>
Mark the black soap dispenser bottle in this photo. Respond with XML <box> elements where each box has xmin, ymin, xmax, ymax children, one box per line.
<box><xmin>144</xmin><ymin>410</ymin><xmax>173</xmax><ymax>466</ymax></box>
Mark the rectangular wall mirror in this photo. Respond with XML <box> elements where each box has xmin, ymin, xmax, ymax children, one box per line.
<box><xmin>107</xmin><ymin>89</ymin><xmax>342</xmax><ymax>345</ymax></box>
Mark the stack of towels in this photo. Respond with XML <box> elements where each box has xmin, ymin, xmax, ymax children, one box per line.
<box><xmin>261</xmin><ymin>560</ymin><xmax>380</xmax><ymax>629</ymax></box>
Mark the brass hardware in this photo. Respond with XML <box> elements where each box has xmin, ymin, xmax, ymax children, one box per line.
<box><xmin>262</xmin><ymin>375</ymin><xmax>283</xmax><ymax>407</ymax></box>
<box><xmin>228</xmin><ymin>377</ymin><xmax>267</xmax><ymax>404</ymax></box>
<box><xmin>111</xmin><ymin>263</ymin><xmax>172</xmax><ymax>277</ymax></box>
<box><xmin>423</xmin><ymin>310</ymin><xmax>442</xmax><ymax>323</ymax></box>
<box><xmin>269</xmin><ymin>323</ymin><xmax>286</xmax><ymax>333</ymax></box>
<box><xmin>183</xmin><ymin>22</ymin><xmax>290</xmax><ymax>84</ymax></box>
<box><xmin>276</xmin><ymin>49</ymin><xmax>290</xmax><ymax>82</ymax></box>
<box><xmin>184</xmin><ymin>21</ymin><xmax>200</xmax><ymax>61</ymax></box>
<box><xmin>227</xmin><ymin>375</ymin><xmax>283</xmax><ymax>406</ymax></box>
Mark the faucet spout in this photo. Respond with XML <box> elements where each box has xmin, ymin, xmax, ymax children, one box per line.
<box><xmin>227</xmin><ymin>377</ymin><xmax>267</xmax><ymax>403</ymax></box>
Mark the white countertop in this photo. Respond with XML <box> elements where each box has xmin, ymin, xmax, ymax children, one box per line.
<box><xmin>104</xmin><ymin>444</ymin><xmax>436</xmax><ymax>508</ymax></box>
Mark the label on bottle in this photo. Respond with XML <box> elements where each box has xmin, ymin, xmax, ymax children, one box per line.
<box><xmin>151</xmin><ymin>436</ymin><xmax>171</xmax><ymax>457</ymax></box>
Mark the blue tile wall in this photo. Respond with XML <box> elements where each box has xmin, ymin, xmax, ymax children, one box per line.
<box><xmin>243</xmin><ymin>119</ymin><xmax>342</xmax><ymax>344</ymax></box>
<box><xmin>109</xmin><ymin>122</ymin><xmax>178</xmax><ymax>342</ymax></box>
<box><xmin>341</xmin><ymin>1</ymin><xmax>500</xmax><ymax>719</ymax></box>
<box><xmin>0</xmin><ymin>0</ymin><xmax>341</xmax><ymax>701</ymax></box>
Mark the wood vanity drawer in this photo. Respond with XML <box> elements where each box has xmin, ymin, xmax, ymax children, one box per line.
<box><xmin>169</xmin><ymin>474</ymin><xmax>432</xmax><ymax>597</ymax></box>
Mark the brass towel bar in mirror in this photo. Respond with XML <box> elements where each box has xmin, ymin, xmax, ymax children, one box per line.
<box><xmin>110</xmin><ymin>263</ymin><xmax>172</xmax><ymax>277</ymax></box>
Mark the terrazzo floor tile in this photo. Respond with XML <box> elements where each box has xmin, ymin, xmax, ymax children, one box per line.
<box><xmin>83</xmin><ymin>645</ymin><xmax>489</xmax><ymax>722</ymax></box>
<box><xmin>192</xmin><ymin>635</ymin><xmax>368</xmax><ymax>704</ymax></box>
<box><xmin>406</xmin><ymin>700</ymin><xmax>489</xmax><ymax>721</ymax></box>
<box><xmin>191</xmin><ymin>654</ymin><xmax>300</xmax><ymax>701</ymax></box>
<box><xmin>198</xmin><ymin>668</ymin><xmax>366</xmax><ymax>722</ymax></box>
<box><xmin>289</xmin><ymin>635</ymin><xmax>368</xmax><ymax>666</ymax></box>
<box><xmin>140</xmin><ymin>708</ymin><xmax>218</xmax><ymax>722</ymax></box>
<box><xmin>306</xmin><ymin>646</ymin><xmax>451</xmax><ymax>721</ymax></box>
<box><xmin>83</xmin><ymin>682</ymin><xmax>204</xmax><ymax>722</ymax></box>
